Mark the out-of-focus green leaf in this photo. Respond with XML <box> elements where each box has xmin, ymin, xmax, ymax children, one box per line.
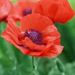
<box><xmin>56</xmin><ymin>17</ymin><xmax>75</xmax><ymax>63</ymax></box>
<box><xmin>37</xmin><ymin>58</ymin><xmax>56</xmax><ymax>75</ymax></box>
<box><xmin>69</xmin><ymin>0</ymin><xmax>75</xmax><ymax>10</ymax></box>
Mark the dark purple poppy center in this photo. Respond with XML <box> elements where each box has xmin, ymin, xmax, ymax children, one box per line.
<box><xmin>25</xmin><ymin>29</ymin><xmax>43</xmax><ymax>45</ymax></box>
<box><xmin>22</xmin><ymin>8</ymin><xmax>32</xmax><ymax>16</ymax></box>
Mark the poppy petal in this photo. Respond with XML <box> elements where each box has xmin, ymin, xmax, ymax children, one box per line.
<box><xmin>21</xmin><ymin>37</ymin><xmax>45</xmax><ymax>51</ymax></box>
<box><xmin>21</xmin><ymin>14</ymin><xmax>53</xmax><ymax>32</ymax></box>
<box><xmin>47</xmin><ymin>45</ymin><xmax>64</xmax><ymax>58</ymax></box>
<box><xmin>2</xmin><ymin>29</ymin><xmax>30</xmax><ymax>55</ymax></box>
<box><xmin>34</xmin><ymin>0</ymin><xmax>74</xmax><ymax>23</ymax></box>
<box><xmin>0</xmin><ymin>0</ymin><xmax>12</xmax><ymax>21</ymax></box>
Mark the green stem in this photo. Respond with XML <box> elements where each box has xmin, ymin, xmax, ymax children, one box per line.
<box><xmin>32</xmin><ymin>57</ymin><xmax>38</xmax><ymax>75</ymax></box>
<box><xmin>32</xmin><ymin>57</ymin><xmax>35</xmax><ymax>70</ymax></box>
<box><xmin>56</xmin><ymin>58</ymin><xmax>65</xmax><ymax>75</ymax></box>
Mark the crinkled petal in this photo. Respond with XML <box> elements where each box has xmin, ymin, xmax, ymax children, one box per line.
<box><xmin>21</xmin><ymin>14</ymin><xmax>53</xmax><ymax>32</ymax></box>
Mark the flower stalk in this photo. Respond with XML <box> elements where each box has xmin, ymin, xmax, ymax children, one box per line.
<box><xmin>32</xmin><ymin>57</ymin><xmax>38</xmax><ymax>75</ymax></box>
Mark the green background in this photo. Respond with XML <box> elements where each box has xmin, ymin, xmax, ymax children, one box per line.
<box><xmin>0</xmin><ymin>0</ymin><xmax>75</xmax><ymax>75</ymax></box>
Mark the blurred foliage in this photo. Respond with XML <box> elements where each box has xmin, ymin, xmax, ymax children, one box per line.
<box><xmin>0</xmin><ymin>0</ymin><xmax>75</xmax><ymax>75</ymax></box>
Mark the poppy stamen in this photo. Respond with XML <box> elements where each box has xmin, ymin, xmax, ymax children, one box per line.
<box><xmin>22</xmin><ymin>8</ymin><xmax>32</xmax><ymax>16</ymax></box>
<box><xmin>25</xmin><ymin>29</ymin><xmax>43</xmax><ymax>45</ymax></box>
<box><xmin>18</xmin><ymin>29</ymin><xmax>44</xmax><ymax>50</ymax></box>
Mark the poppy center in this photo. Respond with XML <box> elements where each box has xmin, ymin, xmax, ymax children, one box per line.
<box><xmin>25</xmin><ymin>29</ymin><xmax>43</xmax><ymax>45</ymax></box>
<box><xmin>22</xmin><ymin>8</ymin><xmax>32</xmax><ymax>16</ymax></box>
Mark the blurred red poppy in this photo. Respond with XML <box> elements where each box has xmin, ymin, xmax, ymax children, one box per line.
<box><xmin>2</xmin><ymin>14</ymin><xmax>63</xmax><ymax>57</ymax></box>
<box><xmin>34</xmin><ymin>0</ymin><xmax>74</xmax><ymax>23</ymax></box>
<box><xmin>8</xmin><ymin>5</ymin><xmax>21</xmax><ymax>21</ymax></box>
<box><xmin>8</xmin><ymin>0</ymin><xmax>36</xmax><ymax>20</ymax></box>
<box><xmin>0</xmin><ymin>0</ymin><xmax>12</xmax><ymax>21</ymax></box>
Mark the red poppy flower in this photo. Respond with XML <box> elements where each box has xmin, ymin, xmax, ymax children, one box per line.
<box><xmin>0</xmin><ymin>0</ymin><xmax>12</xmax><ymax>21</ymax></box>
<box><xmin>34</xmin><ymin>0</ymin><xmax>74</xmax><ymax>23</ymax></box>
<box><xmin>2</xmin><ymin>14</ymin><xmax>63</xmax><ymax>57</ymax></box>
<box><xmin>8</xmin><ymin>0</ymin><xmax>37</xmax><ymax>20</ymax></box>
